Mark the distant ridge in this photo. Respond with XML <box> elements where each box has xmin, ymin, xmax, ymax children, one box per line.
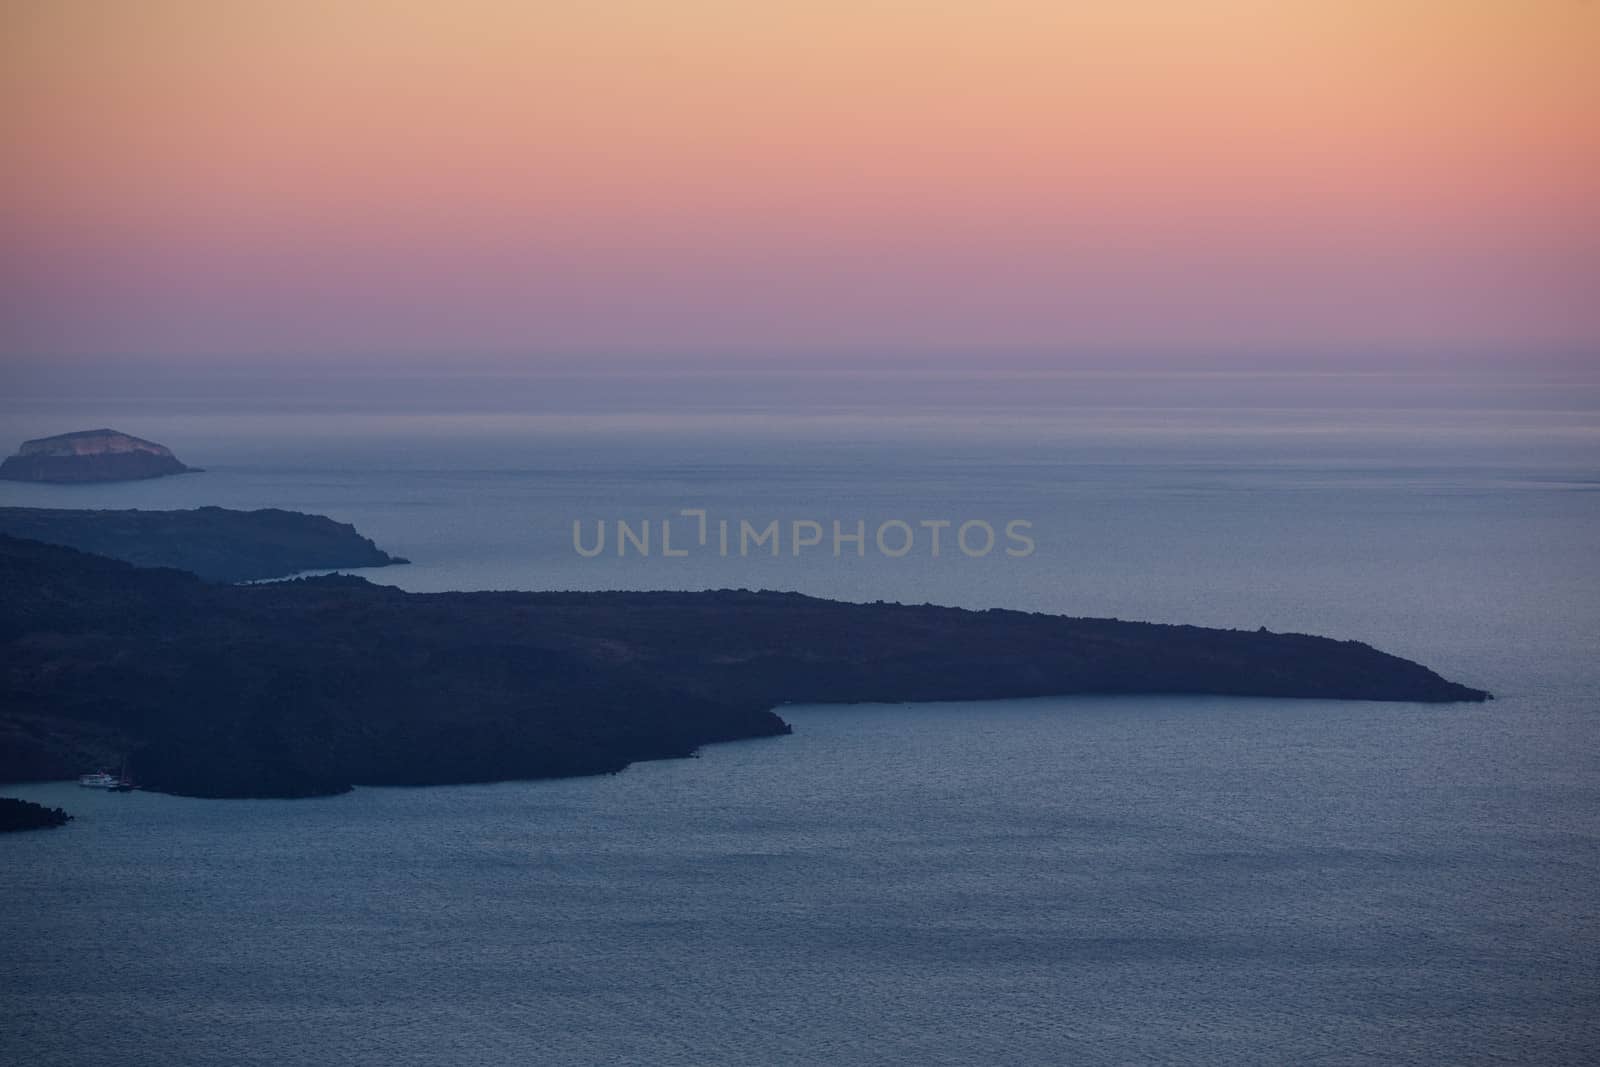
<box><xmin>0</xmin><ymin>506</ymin><xmax>409</xmax><ymax>583</ymax></box>
<box><xmin>0</xmin><ymin>428</ymin><xmax>199</xmax><ymax>483</ymax></box>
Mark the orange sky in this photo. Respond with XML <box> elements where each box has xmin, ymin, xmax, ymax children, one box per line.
<box><xmin>2</xmin><ymin>0</ymin><xmax>1596</xmax><ymax>363</ymax></box>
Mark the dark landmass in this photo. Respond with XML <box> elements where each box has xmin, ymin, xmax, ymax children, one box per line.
<box><xmin>0</xmin><ymin>797</ymin><xmax>72</xmax><ymax>833</ymax></box>
<box><xmin>0</xmin><ymin>535</ymin><xmax>1490</xmax><ymax>799</ymax></box>
<box><xmin>0</xmin><ymin>506</ymin><xmax>408</xmax><ymax>583</ymax></box>
<box><xmin>0</xmin><ymin>429</ymin><xmax>199</xmax><ymax>483</ymax></box>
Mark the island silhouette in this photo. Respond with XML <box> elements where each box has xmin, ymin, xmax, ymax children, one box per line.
<box><xmin>0</xmin><ymin>516</ymin><xmax>1489</xmax><ymax>800</ymax></box>
<box><xmin>0</xmin><ymin>429</ymin><xmax>199</xmax><ymax>483</ymax></box>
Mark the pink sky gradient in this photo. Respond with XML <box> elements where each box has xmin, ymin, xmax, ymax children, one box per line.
<box><xmin>2</xmin><ymin>1</ymin><xmax>1596</xmax><ymax>368</ymax></box>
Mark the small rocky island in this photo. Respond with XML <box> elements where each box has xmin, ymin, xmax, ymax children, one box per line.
<box><xmin>0</xmin><ymin>506</ymin><xmax>409</xmax><ymax>583</ymax></box>
<box><xmin>0</xmin><ymin>533</ymin><xmax>1490</xmax><ymax>800</ymax></box>
<box><xmin>0</xmin><ymin>429</ymin><xmax>199</xmax><ymax>483</ymax></box>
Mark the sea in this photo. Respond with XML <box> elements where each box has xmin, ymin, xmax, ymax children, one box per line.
<box><xmin>2</xmin><ymin>369</ymin><xmax>1597</xmax><ymax>1064</ymax></box>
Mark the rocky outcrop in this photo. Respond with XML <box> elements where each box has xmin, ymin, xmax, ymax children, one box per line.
<box><xmin>0</xmin><ymin>429</ymin><xmax>198</xmax><ymax>483</ymax></box>
<box><xmin>0</xmin><ymin>533</ymin><xmax>1489</xmax><ymax>799</ymax></box>
<box><xmin>0</xmin><ymin>506</ymin><xmax>409</xmax><ymax>583</ymax></box>
<box><xmin>0</xmin><ymin>797</ymin><xmax>72</xmax><ymax>833</ymax></box>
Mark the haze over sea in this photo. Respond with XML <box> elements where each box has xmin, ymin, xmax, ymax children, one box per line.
<box><xmin>2</xmin><ymin>369</ymin><xmax>1597</xmax><ymax>1064</ymax></box>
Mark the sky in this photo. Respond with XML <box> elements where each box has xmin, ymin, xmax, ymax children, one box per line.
<box><xmin>1</xmin><ymin>0</ymin><xmax>1596</xmax><ymax>371</ymax></box>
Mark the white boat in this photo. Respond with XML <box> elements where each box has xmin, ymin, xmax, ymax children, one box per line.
<box><xmin>78</xmin><ymin>771</ymin><xmax>120</xmax><ymax>788</ymax></box>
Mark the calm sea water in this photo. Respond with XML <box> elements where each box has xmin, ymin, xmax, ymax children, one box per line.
<box><xmin>2</xmin><ymin>374</ymin><xmax>1598</xmax><ymax>1063</ymax></box>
